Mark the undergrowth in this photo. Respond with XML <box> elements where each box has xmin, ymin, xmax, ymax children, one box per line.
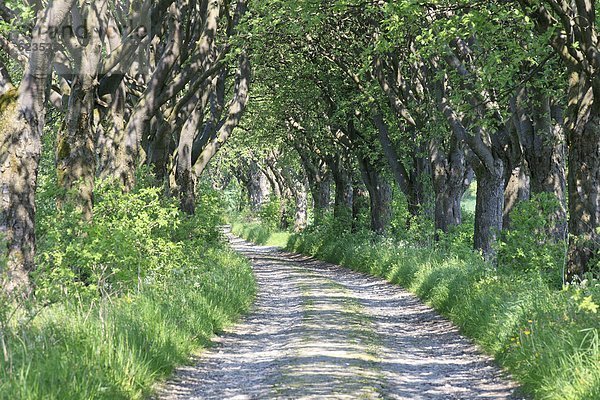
<box><xmin>0</xmin><ymin>179</ymin><xmax>256</xmax><ymax>399</ymax></box>
<box><xmin>234</xmin><ymin>219</ymin><xmax>600</xmax><ymax>400</ymax></box>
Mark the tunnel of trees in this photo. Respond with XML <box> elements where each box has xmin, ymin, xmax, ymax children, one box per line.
<box><xmin>2</xmin><ymin>0</ymin><xmax>598</xmax><ymax>294</ymax></box>
<box><xmin>1</xmin><ymin>1</ymin><xmax>600</xmax><ymax>398</ymax></box>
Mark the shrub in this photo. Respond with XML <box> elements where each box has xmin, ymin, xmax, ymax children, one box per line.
<box><xmin>497</xmin><ymin>193</ymin><xmax>566</xmax><ymax>287</ymax></box>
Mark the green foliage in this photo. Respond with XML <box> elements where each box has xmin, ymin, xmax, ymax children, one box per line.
<box><xmin>498</xmin><ymin>193</ymin><xmax>566</xmax><ymax>286</ymax></box>
<box><xmin>231</xmin><ymin>221</ymin><xmax>291</xmax><ymax>248</ymax></box>
<box><xmin>258</xmin><ymin>197</ymin><xmax>283</xmax><ymax>229</ymax></box>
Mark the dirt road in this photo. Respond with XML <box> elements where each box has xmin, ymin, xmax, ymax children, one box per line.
<box><xmin>158</xmin><ymin>234</ymin><xmax>522</xmax><ymax>399</ymax></box>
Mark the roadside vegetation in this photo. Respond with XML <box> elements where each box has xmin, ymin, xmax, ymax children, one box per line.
<box><xmin>0</xmin><ymin>138</ymin><xmax>255</xmax><ymax>400</ymax></box>
<box><xmin>232</xmin><ymin>194</ymin><xmax>600</xmax><ymax>400</ymax></box>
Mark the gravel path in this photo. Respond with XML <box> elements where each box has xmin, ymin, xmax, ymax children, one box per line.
<box><xmin>158</xmin><ymin>233</ymin><xmax>523</xmax><ymax>399</ymax></box>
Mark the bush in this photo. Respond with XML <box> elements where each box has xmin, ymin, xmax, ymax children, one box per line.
<box><xmin>0</xmin><ymin>247</ymin><xmax>254</xmax><ymax>400</ymax></box>
<box><xmin>497</xmin><ymin>193</ymin><xmax>566</xmax><ymax>287</ymax></box>
<box><xmin>258</xmin><ymin>197</ymin><xmax>282</xmax><ymax>229</ymax></box>
<box><xmin>0</xmin><ymin>176</ymin><xmax>256</xmax><ymax>399</ymax></box>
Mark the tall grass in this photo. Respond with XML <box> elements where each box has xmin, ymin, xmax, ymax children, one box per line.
<box><xmin>235</xmin><ymin>222</ymin><xmax>600</xmax><ymax>400</ymax></box>
<box><xmin>0</xmin><ymin>247</ymin><xmax>255</xmax><ymax>400</ymax></box>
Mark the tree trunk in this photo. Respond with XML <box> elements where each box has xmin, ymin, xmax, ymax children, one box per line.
<box><xmin>122</xmin><ymin>2</ymin><xmax>184</xmax><ymax>190</ymax></box>
<box><xmin>244</xmin><ymin>161</ymin><xmax>269</xmax><ymax>212</ymax></box>
<box><xmin>329</xmin><ymin>156</ymin><xmax>352</xmax><ymax>229</ymax></box>
<box><xmin>194</xmin><ymin>51</ymin><xmax>251</xmax><ymax>177</ymax></box>
<box><xmin>359</xmin><ymin>158</ymin><xmax>392</xmax><ymax>234</ymax></box>
<box><xmin>430</xmin><ymin>137</ymin><xmax>472</xmax><ymax>233</ymax></box>
<box><xmin>98</xmin><ymin>83</ymin><xmax>127</xmax><ymax>181</ymax></box>
<box><xmin>407</xmin><ymin>148</ymin><xmax>433</xmax><ymax>217</ymax></box>
<box><xmin>352</xmin><ymin>184</ymin><xmax>369</xmax><ymax>232</ymax></box>
<box><xmin>175</xmin><ymin>85</ymin><xmax>212</xmax><ymax>214</ymax></box>
<box><xmin>517</xmin><ymin>0</ymin><xmax>600</xmax><ymax>281</ymax></box>
<box><xmin>0</xmin><ymin>0</ymin><xmax>75</xmax><ymax>294</ymax></box>
<box><xmin>503</xmin><ymin>164</ymin><xmax>530</xmax><ymax>229</ymax></box>
<box><xmin>0</xmin><ymin>60</ymin><xmax>13</xmax><ymax>95</ymax></box>
<box><xmin>473</xmin><ymin>160</ymin><xmax>505</xmax><ymax>260</ymax></box>
<box><xmin>293</xmin><ymin>179</ymin><xmax>308</xmax><ymax>232</ymax></box>
<box><xmin>566</xmin><ymin>90</ymin><xmax>600</xmax><ymax>280</ymax></box>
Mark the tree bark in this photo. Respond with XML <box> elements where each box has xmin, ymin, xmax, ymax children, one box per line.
<box><xmin>0</xmin><ymin>0</ymin><xmax>76</xmax><ymax>294</ymax></box>
<box><xmin>511</xmin><ymin>88</ymin><xmax>567</xmax><ymax>237</ymax></box>
<box><xmin>56</xmin><ymin>1</ymin><xmax>107</xmax><ymax>221</ymax></box>
<box><xmin>358</xmin><ymin>157</ymin><xmax>392</xmax><ymax>234</ymax></box>
<box><xmin>121</xmin><ymin>2</ymin><xmax>185</xmax><ymax>190</ymax></box>
<box><xmin>351</xmin><ymin>183</ymin><xmax>369</xmax><ymax>232</ymax></box>
<box><xmin>175</xmin><ymin>83</ymin><xmax>212</xmax><ymax>214</ymax></box>
<box><xmin>474</xmin><ymin>160</ymin><xmax>505</xmax><ymax>260</ymax></box>
<box><xmin>194</xmin><ymin>51</ymin><xmax>251</xmax><ymax>177</ymax></box>
<box><xmin>293</xmin><ymin>179</ymin><xmax>308</xmax><ymax>232</ymax></box>
<box><xmin>329</xmin><ymin>155</ymin><xmax>353</xmax><ymax>229</ymax></box>
<box><xmin>0</xmin><ymin>60</ymin><xmax>13</xmax><ymax>95</ymax></box>
<box><xmin>566</xmin><ymin>82</ymin><xmax>600</xmax><ymax>280</ymax></box>
<box><xmin>518</xmin><ymin>0</ymin><xmax>600</xmax><ymax>280</ymax></box>
<box><xmin>503</xmin><ymin>164</ymin><xmax>530</xmax><ymax>229</ymax></box>
<box><xmin>244</xmin><ymin>161</ymin><xmax>269</xmax><ymax>212</ymax></box>
<box><xmin>430</xmin><ymin>137</ymin><xmax>472</xmax><ymax>233</ymax></box>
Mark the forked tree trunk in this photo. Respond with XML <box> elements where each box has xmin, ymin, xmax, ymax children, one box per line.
<box><xmin>430</xmin><ymin>137</ymin><xmax>472</xmax><ymax>233</ymax></box>
<box><xmin>194</xmin><ymin>51</ymin><xmax>251</xmax><ymax>177</ymax></box>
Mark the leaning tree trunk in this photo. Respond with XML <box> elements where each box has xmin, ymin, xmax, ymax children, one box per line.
<box><xmin>0</xmin><ymin>0</ymin><xmax>76</xmax><ymax>294</ymax></box>
<box><xmin>194</xmin><ymin>51</ymin><xmax>251</xmax><ymax>177</ymax></box>
<box><xmin>121</xmin><ymin>2</ymin><xmax>184</xmax><ymax>190</ymax></box>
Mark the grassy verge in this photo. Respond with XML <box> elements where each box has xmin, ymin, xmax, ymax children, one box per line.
<box><xmin>231</xmin><ymin>221</ymin><xmax>291</xmax><ymax>248</ymax></box>
<box><xmin>0</xmin><ymin>246</ymin><xmax>255</xmax><ymax>400</ymax></box>
<box><xmin>234</xmin><ymin>222</ymin><xmax>600</xmax><ymax>400</ymax></box>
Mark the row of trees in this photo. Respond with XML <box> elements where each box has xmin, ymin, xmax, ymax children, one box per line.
<box><xmin>0</xmin><ymin>0</ymin><xmax>598</xmax><ymax>294</ymax></box>
<box><xmin>218</xmin><ymin>0</ymin><xmax>599</xmax><ymax>282</ymax></box>
<box><xmin>0</xmin><ymin>0</ymin><xmax>251</xmax><ymax>294</ymax></box>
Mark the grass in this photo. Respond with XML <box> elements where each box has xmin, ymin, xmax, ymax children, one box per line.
<box><xmin>234</xmin><ymin>221</ymin><xmax>600</xmax><ymax>400</ymax></box>
<box><xmin>0</xmin><ymin>247</ymin><xmax>255</xmax><ymax>400</ymax></box>
<box><xmin>232</xmin><ymin>221</ymin><xmax>291</xmax><ymax>247</ymax></box>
